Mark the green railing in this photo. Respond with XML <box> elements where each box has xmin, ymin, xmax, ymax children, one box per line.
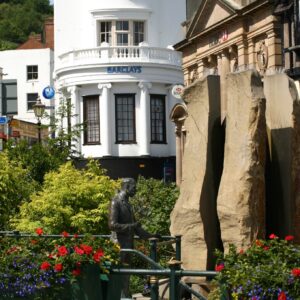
<box><xmin>0</xmin><ymin>231</ymin><xmax>217</xmax><ymax>300</ymax></box>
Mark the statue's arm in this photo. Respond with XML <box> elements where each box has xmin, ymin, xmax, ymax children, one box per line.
<box><xmin>134</xmin><ymin>225</ymin><xmax>153</xmax><ymax>239</ymax></box>
<box><xmin>109</xmin><ymin>199</ymin><xmax>137</xmax><ymax>232</ymax></box>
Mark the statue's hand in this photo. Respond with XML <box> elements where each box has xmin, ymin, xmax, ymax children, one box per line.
<box><xmin>131</xmin><ymin>222</ymin><xmax>140</xmax><ymax>229</ymax></box>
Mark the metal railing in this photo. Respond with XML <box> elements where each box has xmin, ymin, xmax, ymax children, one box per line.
<box><xmin>0</xmin><ymin>231</ymin><xmax>217</xmax><ymax>300</ymax></box>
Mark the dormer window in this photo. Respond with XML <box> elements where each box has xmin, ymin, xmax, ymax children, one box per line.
<box><xmin>99</xmin><ymin>20</ymin><xmax>145</xmax><ymax>46</ymax></box>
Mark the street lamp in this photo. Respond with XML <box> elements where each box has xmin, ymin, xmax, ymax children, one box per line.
<box><xmin>33</xmin><ymin>96</ymin><xmax>45</xmax><ymax>143</ymax></box>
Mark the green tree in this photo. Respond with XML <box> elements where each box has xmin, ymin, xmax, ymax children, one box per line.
<box><xmin>6</xmin><ymin>89</ymin><xmax>84</xmax><ymax>184</ymax></box>
<box><xmin>0</xmin><ymin>0</ymin><xmax>53</xmax><ymax>50</ymax></box>
<box><xmin>0</xmin><ymin>152</ymin><xmax>37</xmax><ymax>230</ymax></box>
<box><xmin>130</xmin><ymin>176</ymin><xmax>179</xmax><ymax>235</ymax></box>
<box><xmin>11</xmin><ymin>160</ymin><xmax>120</xmax><ymax>234</ymax></box>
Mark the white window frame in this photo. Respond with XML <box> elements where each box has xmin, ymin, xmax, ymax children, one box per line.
<box><xmin>98</xmin><ymin>20</ymin><xmax>146</xmax><ymax>47</ymax></box>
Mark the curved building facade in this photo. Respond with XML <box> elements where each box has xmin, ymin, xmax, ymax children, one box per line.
<box><xmin>53</xmin><ymin>0</ymin><xmax>185</xmax><ymax>179</ymax></box>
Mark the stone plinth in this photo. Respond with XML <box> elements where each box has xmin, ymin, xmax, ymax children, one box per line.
<box><xmin>170</xmin><ymin>75</ymin><xmax>223</xmax><ymax>270</ymax></box>
<box><xmin>217</xmin><ymin>70</ymin><xmax>266</xmax><ymax>252</ymax></box>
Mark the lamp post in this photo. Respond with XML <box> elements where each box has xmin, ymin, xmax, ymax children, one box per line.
<box><xmin>33</xmin><ymin>96</ymin><xmax>45</xmax><ymax>143</ymax></box>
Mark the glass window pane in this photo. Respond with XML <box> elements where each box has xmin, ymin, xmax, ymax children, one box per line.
<box><xmin>150</xmin><ymin>95</ymin><xmax>166</xmax><ymax>143</ymax></box>
<box><xmin>83</xmin><ymin>96</ymin><xmax>100</xmax><ymax>144</ymax></box>
<box><xmin>115</xmin><ymin>94</ymin><xmax>135</xmax><ymax>143</ymax></box>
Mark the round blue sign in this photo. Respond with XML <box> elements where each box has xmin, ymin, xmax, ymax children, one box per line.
<box><xmin>42</xmin><ymin>86</ymin><xmax>55</xmax><ymax>99</ymax></box>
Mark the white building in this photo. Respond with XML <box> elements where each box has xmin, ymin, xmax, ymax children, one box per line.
<box><xmin>54</xmin><ymin>0</ymin><xmax>186</xmax><ymax>179</ymax></box>
<box><xmin>0</xmin><ymin>48</ymin><xmax>54</xmax><ymax>122</ymax></box>
<box><xmin>0</xmin><ymin>19</ymin><xmax>54</xmax><ymax>142</ymax></box>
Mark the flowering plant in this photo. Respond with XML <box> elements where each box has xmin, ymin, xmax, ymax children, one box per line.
<box><xmin>210</xmin><ymin>234</ymin><xmax>300</xmax><ymax>300</ymax></box>
<box><xmin>0</xmin><ymin>229</ymin><xmax>120</xmax><ymax>299</ymax></box>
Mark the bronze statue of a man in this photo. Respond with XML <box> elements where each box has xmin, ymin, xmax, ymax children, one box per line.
<box><xmin>109</xmin><ymin>178</ymin><xmax>158</xmax><ymax>298</ymax></box>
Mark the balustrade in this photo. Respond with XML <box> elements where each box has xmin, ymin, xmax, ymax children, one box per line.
<box><xmin>57</xmin><ymin>45</ymin><xmax>182</xmax><ymax>69</ymax></box>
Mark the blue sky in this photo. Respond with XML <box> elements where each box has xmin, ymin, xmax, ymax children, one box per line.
<box><xmin>49</xmin><ymin>0</ymin><xmax>54</xmax><ymax>4</ymax></box>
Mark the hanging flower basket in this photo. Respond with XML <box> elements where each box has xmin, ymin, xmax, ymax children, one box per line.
<box><xmin>0</xmin><ymin>229</ymin><xmax>122</xmax><ymax>300</ymax></box>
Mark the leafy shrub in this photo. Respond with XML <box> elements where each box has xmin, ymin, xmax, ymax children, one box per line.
<box><xmin>130</xmin><ymin>176</ymin><xmax>179</xmax><ymax>235</ymax></box>
<box><xmin>0</xmin><ymin>152</ymin><xmax>37</xmax><ymax>230</ymax></box>
<box><xmin>211</xmin><ymin>234</ymin><xmax>300</xmax><ymax>300</ymax></box>
<box><xmin>129</xmin><ymin>177</ymin><xmax>179</xmax><ymax>294</ymax></box>
<box><xmin>11</xmin><ymin>160</ymin><xmax>120</xmax><ymax>234</ymax></box>
<box><xmin>6</xmin><ymin>140</ymin><xmax>71</xmax><ymax>184</ymax></box>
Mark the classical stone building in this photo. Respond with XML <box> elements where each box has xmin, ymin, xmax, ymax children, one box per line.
<box><xmin>176</xmin><ymin>0</ymin><xmax>282</xmax><ymax>120</ymax></box>
<box><xmin>274</xmin><ymin>0</ymin><xmax>300</xmax><ymax>81</ymax></box>
<box><xmin>170</xmin><ymin>0</ymin><xmax>300</xmax><ymax>272</ymax></box>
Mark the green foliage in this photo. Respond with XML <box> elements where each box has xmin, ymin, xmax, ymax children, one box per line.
<box><xmin>11</xmin><ymin>160</ymin><xmax>120</xmax><ymax>234</ymax></box>
<box><xmin>211</xmin><ymin>235</ymin><xmax>300</xmax><ymax>299</ymax></box>
<box><xmin>0</xmin><ymin>0</ymin><xmax>53</xmax><ymax>49</ymax></box>
<box><xmin>6</xmin><ymin>140</ymin><xmax>69</xmax><ymax>184</ymax></box>
<box><xmin>130</xmin><ymin>176</ymin><xmax>179</xmax><ymax>235</ymax></box>
<box><xmin>6</xmin><ymin>92</ymin><xmax>84</xmax><ymax>184</ymax></box>
<box><xmin>0</xmin><ymin>152</ymin><xmax>37</xmax><ymax>230</ymax></box>
<box><xmin>129</xmin><ymin>177</ymin><xmax>179</xmax><ymax>294</ymax></box>
<box><xmin>0</xmin><ymin>232</ymin><xmax>120</xmax><ymax>298</ymax></box>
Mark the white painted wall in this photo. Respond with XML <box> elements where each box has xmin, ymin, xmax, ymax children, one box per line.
<box><xmin>0</xmin><ymin>48</ymin><xmax>54</xmax><ymax>124</ymax></box>
<box><xmin>54</xmin><ymin>0</ymin><xmax>185</xmax><ymax>159</ymax></box>
<box><xmin>54</xmin><ymin>0</ymin><xmax>185</xmax><ymax>58</ymax></box>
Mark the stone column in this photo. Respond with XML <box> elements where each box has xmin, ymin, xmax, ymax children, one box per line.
<box><xmin>217</xmin><ymin>70</ymin><xmax>266</xmax><ymax>253</ymax></box>
<box><xmin>264</xmin><ymin>74</ymin><xmax>300</xmax><ymax>241</ymax></box>
<box><xmin>98</xmin><ymin>83</ymin><xmax>112</xmax><ymax>156</ymax></box>
<box><xmin>220</xmin><ymin>50</ymin><xmax>230</xmax><ymax>122</ymax></box>
<box><xmin>266</xmin><ymin>29</ymin><xmax>282</xmax><ymax>71</ymax></box>
<box><xmin>175</xmin><ymin>123</ymin><xmax>183</xmax><ymax>187</ymax></box>
<box><xmin>138</xmin><ymin>81</ymin><xmax>152</xmax><ymax>156</ymax></box>
<box><xmin>197</xmin><ymin>59</ymin><xmax>205</xmax><ymax>79</ymax></box>
<box><xmin>170</xmin><ymin>75</ymin><xmax>223</xmax><ymax>271</ymax></box>
<box><xmin>237</xmin><ymin>40</ymin><xmax>248</xmax><ymax>71</ymax></box>
<box><xmin>248</xmin><ymin>38</ymin><xmax>256</xmax><ymax>70</ymax></box>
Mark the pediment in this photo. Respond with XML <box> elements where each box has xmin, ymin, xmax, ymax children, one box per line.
<box><xmin>187</xmin><ymin>0</ymin><xmax>240</xmax><ymax>38</ymax></box>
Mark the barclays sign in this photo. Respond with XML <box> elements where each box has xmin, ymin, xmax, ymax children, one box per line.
<box><xmin>107</xmin><ymin>66</ymin><xmax>142</xmax><ymax>74</ymax></box>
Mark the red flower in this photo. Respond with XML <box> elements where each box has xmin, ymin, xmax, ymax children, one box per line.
<box><xmin>61</xmin><ymin>231</ymin><xmax>69</xmax><ymax>238</ymax></box>
<box><xmin>74</xmin><ymin>234</ymin><xmax>79</xmax><ymax>238</ymax></box>
<box><xmin>72</xmin><ymin>269</ymin><xmax>81</xmax><ymax>276</ymax></box>
<box><xmin>40</xmin><ymin>261</ymin><xmax>51</xmax><ymax>270</ymax></box>
<box><xmin>93</xmin><ymin>249</ymin><xmax>104</xmax><ymax>263</ymax></box>
<box><xmin>291</xmin><ymin>268</ymin><xmax>300</xmax><ymax>277</ymax></box>
<box><xmin>263</xmin><ymin>246</ymin><xmax>270</xmax><ymax>251</ymax></box>
<box><xmin>35</xmin><ymin>228</ymin><xmax>43</xmax><ymax>236</ymax></box>
<box><xmin>80</xmin><ymin>244</ymin><xmax>93</xmax><ymax>255</ymax></box>
<box><xmin>57</xmin><ymin>245</ymin><xmax>68</xmax><ymax>256</ymax></box>
<box><xmin>269</xmin><ymin>233</ymin><xmax>278</xmax><ymax>239</ymax></box>
<box><xmin>54</xmin><ymin>263</ymin><xmax>63</xmax><ymax>272</ymax></box>
<box><xmin>239</xmin><ymin>249</ymin><xmax>244</xmax><ymax>254</ymax></box>
<box><xmin>278</xmin><ymin>291</ymin><xmax>287</xmax><ymax>300</ymax></box>
<box><xmin>215</xmin><ymin>264</ymin><xmax>224</xmax><ymax>272</ymax></box>
<box><xmin>31</xmin><ymin>239</ymin><xmax>38</xmax><ymax>245</ymax></box>
<box><xmin>285</xmin><ymin>235</ymin><xmax>294</xmax><ymax>241</ymax></box>
<box><xmin>74</xmin><ymin>246</ymin><xmax>84</xmax><ymax>255</ymax></box>
<box><xmin>76</xmin><ymin>261</ymin><xmax>81</xmax><ymax>267</ymax></box>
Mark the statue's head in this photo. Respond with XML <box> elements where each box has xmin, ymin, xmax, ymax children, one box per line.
<box><xmin>121</xmin><ymin>178</ymin><xmax>136</xmax><ymax>197</ymax></box>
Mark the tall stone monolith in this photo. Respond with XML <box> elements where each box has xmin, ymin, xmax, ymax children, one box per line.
<box><xmin>217</xmin><ymin>70</ymin><xmax>266</xmax><ymax>252</ymax></box>
<box><xmin>170</xmin><ymin>75</ymin><xmax>223</xmax><ymax>270</ymax></box>
<box><xmin>264</xmin><ymin>74</ymin><xmax>300</xmax><ymax>242</ymax></box>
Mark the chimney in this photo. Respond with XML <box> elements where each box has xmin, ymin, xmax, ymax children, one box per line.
<box><xmin>43</xmin><ymin>17</ymin><xmax>54</xmax><ymax>49</ymax></box>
